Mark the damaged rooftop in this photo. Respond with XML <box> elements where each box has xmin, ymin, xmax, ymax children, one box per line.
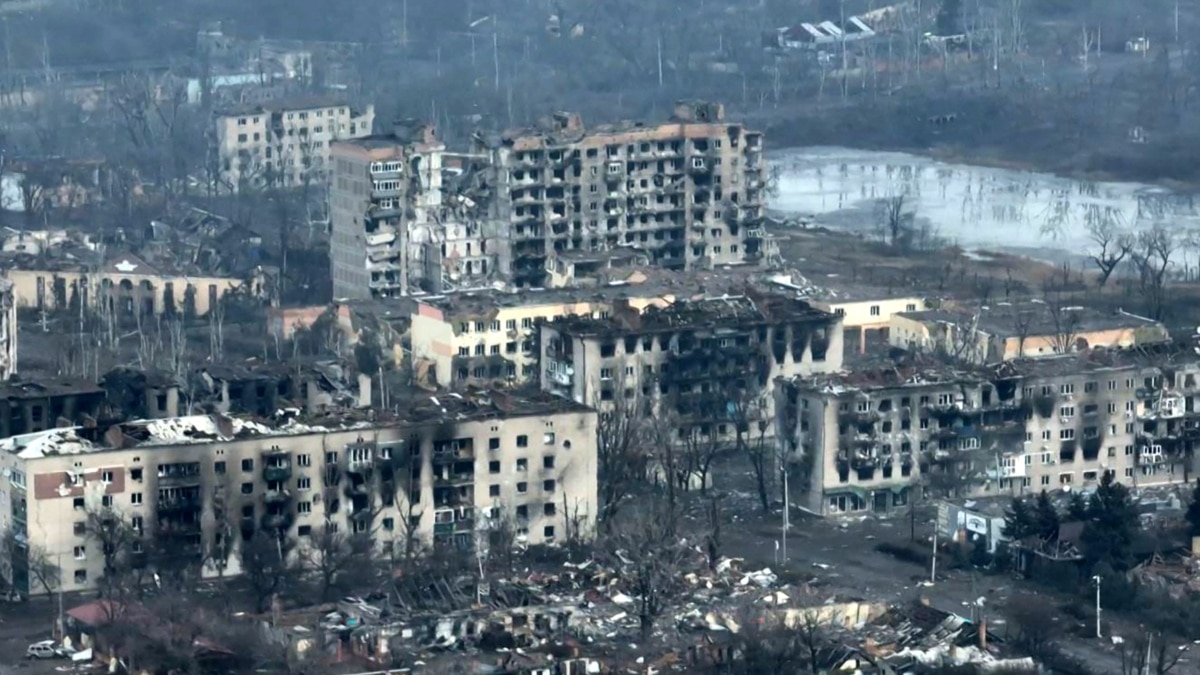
<box><xmin>551</xmin><ymin>292</ymin><xmax>835</xmax><ymax>337</ymax></box>
<box><xmin>416</xmin><ymin>266</ymin><xmax>769</xmax><ymax>317</ymax></box>
<box><xmin>901</xmin><ymin>301</ymin><xmax>1165</xmax><ymax>338</ymax></box>
<box><xmin>0</xmin><ymin>388</ymin><xmax>590</xmax><ymax>459</ymax></box>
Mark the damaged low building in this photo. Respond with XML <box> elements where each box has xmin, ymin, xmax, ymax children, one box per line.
<box><xmin>410</xmin><ymin>287</ymin><xmax>673</xmax><ymax>389</ymax></box>
<box><xmin>0</xmin><ymin>388</ymin><xmax>597</xmax><ymax>595</ymax></box>
<box><xmin>474</xmin><ymin>100</ymin><xmax>769</xmax><ymax>287</ymax></box>
<box><xmin>777</xmin><ymin>346</ymin><xmax>1200</xmax><ymax>516</ymax></box>
<box><xmin>3</xmin><ymin>246</ymin><xmax>272</xmax><ymax>318</ymax></box>
<box><xmin>889</xmin><ymin>301</ymin><xmax>1170</xmax><ymax>364</ymax></box>
<box><xmin>540</xmin><ymin>291</ymin><xmax>843</xmax><ymax>441</ymax></box>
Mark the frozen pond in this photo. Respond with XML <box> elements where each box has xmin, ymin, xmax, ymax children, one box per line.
<box><xmin>769</xmin><ymin>146</ymin><xmax>1200</xmax><ymax>261</ymax></box>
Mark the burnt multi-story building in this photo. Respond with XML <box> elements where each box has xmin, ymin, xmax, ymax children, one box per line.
<box><xmin>212</xmin><ymin>96</ymin><xmax>375</xmax><ymax>192</ymax></box>
<box><xmin>330</xmin><ymin>120</ymin><xmax>447</xmax><ymax>299</ymax></box>
<box><xmin>539</xmin><ymin>292</ymin><xmax>843</xmax><ymax>441</ymax></box>
<box><xmin>0</xmin><ymin>377</ymin><xmax>105</xmax><ymax>437</ymax></box>
<box><xmin>777</xmin><ymin>347</ymin><xmax>1200</xmax><ymax>516</ymax></box>
<box><xmin>0</xmin><ymin>389</ymin><xmax>597</xmax><ymax>595</ymax></box>
<box><xmin>474</xmin><ymin>100</ymin><xmax>768</xmax><ymax>287</ymax></box>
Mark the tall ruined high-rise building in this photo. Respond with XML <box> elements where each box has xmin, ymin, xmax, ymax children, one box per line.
<box><xmin>329</xmin><ymin>121</ymin><xmax>445</xmax><ymax>299</ymax></box>
<box><xmin>330</xmin><ymin>101</ymin><xmax>768</xmax><ymax>298</ymax></box>
<box><xmin>473</xmin><ymin>100</ymin><xmax>767</xmax><ymax>288</ymax></box>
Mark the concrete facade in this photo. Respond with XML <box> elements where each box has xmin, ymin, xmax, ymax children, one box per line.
<box><xmin>476</xmin><ymin>101</ymin><xmax>768</xmax><ymax>287</ymax></box>
<box><xmin>5</xmin><ymin>253</ymin><xmax>268</xmax><ymax>317</ymax></box>
<box><xmin>0</xmin><ymin>391</ymin><xmax>597</xmax><ymax>595</ymax></box>
<box><xmin>776</xmin><ymin>350</ymin><xmax>1200</xmax><ymax>517</ymax></box>
<box><xmin>410</xmin><ymin>289</ymin><xmax>672</xmax><ymax>389</ymax></box>
<box><xmin>889</xmin><ymin>304</ymin><xmax>1170</xmax><ymax>364</ymax></box>
<box><xmin>540</xmin><ymin>293</ymin><xmax>844</xmax><ymax>442</ymax></box>
<box><xmin>213</xmin><ymin>96</ymin><xmax>374</xmax><ymax>192</ymax></box>
<box><xmin>329</xmin><ymin>122</ymin><xmax>444</xmax><ymax>299</ymax></box>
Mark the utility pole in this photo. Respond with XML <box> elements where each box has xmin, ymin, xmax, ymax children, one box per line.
<box><xmin>781</xmin><ymin>464</ymin><xmax>789</xmax><ymax>563</ymax></box>
<box><xmin>930</xmin><ymin>525</ymin><xmax>938</xmax><ymax>583</ymax></box>
<box><xmin>492</xmin><ymin>29</ymin><xmax>500</xmax><ymax>91</ymax></box>
<box><xmin>1092</xmin><ymin>574</ymin><xmax>1102</xmax><ymax>638</ymax></box>
<box><xmin>656</xmin><ymin>35</ymin><xmax>664</xmax><ymax>88</ymax></box>
<box><xmin>56</xmin><ymin>553</ymin><xmax>63</xmax><ymax>639</ymax></box>
<box><xmin>1175</xmin><ymin>1</ymin><xmax>1180</xmax><ymax>44</ymax></box>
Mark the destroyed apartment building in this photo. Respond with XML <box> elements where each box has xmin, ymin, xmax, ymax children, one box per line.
<box><xmin>212</xmin><ymin>95</ymin><xmax>376</xmax><ymax>192</ymax></box>
<box><xmin>540</xmin><ymin>291</ymin><xmax>844</xmax><ymax>441</ymax></box>
<box><xmin>776</xmin><ymin>346</ymin><xmax>1200</xmax><ymax>516</ymax></box>
<box><xmin>330</xmin><ymin>101</ymin><xmax>769</xmax><ymax>299</ymax></box>
<box><xmin>410</xmin><ymin>286</ymin><xmax>673</xmax><ymax>389</ymax></box>
<box><xmin>330</xmin><ymin>119</ymin><xmax>491</xmax><ymax>299</ymax></box>
<box><xmin>474</xmin><ymin>100</ymin><xmax>768</xmax><ymax>287</ymax></box>
<box><xmin>101</xmin><ymin>360</ymin><xmax>353</xmax><ymax>420</ymax></box>
<box><xmin>0</xmin><ymin>389</ymin><xmax>597</xmax><ymax>595</ymax></box>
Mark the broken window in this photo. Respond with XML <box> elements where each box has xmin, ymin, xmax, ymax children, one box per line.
<box><xmin>517</xmin><ymin>459</ymin><xmax>528</xmax><ymax>472</ymax></box>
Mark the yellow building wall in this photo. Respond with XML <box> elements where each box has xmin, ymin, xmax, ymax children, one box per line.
<box><xmin>6</xmin><ymin>269</ymin><xmax>246</xmax><ymax>316</ymax></box>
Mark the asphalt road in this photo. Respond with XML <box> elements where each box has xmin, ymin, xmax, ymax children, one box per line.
<box><xmin>719</xmin><ymin>499</ymin><xmax>1147</xmax><ymax>675</ymax></box>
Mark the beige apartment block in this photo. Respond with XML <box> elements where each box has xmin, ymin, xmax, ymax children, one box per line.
<box><xmin>0</xmin><ymin>390</ymin><xmax>597</xmax><ymax>595</ymax></box>
<box><xmin>474</xmin><ymin>100</ymin><xmax>768</xmax><ymax>287</ymax></box>
<box><xmin>329</xmin><ymin>121</ymin><xmax>445</xmax><ymax>299</ymax></box>
<box><xmin>4</xmin><ymin>252</ymin><xmax>269</xmax><ymax>317</ymax></box>
<box><xmin>889</xmin><ymin>302</ymin><xmax>1170</xmax><ymax>364</ymax></box>
<box><xmin>776</xmin><ymin>348</ymin><xmax>1199</xmax><ymax>517</ymax></box>
<box><xmin>410</xmin><ymin>287</ymin><xmax>673</xmax><ymax>389</ymax></box>
<box><xmin>540</xmin><ymin>292</ymin><xmax>844</xmax><ymax>443</ymax></box>
<box><xmin>213</xmin><ymin>95</ymin><xmax>375</xmax><ymax>192</ymax></box>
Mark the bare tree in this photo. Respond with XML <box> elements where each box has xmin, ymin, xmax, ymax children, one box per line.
<box><xmin>240</xmin><ymin>529</ymin><xmax>298</xmax><ymax>613</ymax></box>
<box><xmin>1007</xmin><ymin>593</ymin><xmax>1061</xmax><ymax>658</ymax></box>
<box><xmin>733</xmin><ymin>390</ymin><xmax>773</xmax><ymax>513</ymax></box>
<box><xmin>1086</xmin><ymin>220</ymin><xmax>1133</xmax><ymax>287</ymax></box>
<box><xmin>82</xmin><ymin>504</ymin><xmax>139</xmax><ymax>595</ymax></box>
<box><xmin>878</xmin><ymin>193</ymin><xmax>913</xmax><ymax>248</ymax></box>
<box><xmin>1045</xmin><ymin>299</ymin><xmax>1083</xmax><ymax>354</ymax></box>
<box><xmin>305</xmin><ymin>521</ymin><xmax>372</xmax><ymax>601</ymax></box>
<box><xmin>720</xmin><ymin>611</ymin><xmax>825</xmax><ymax>675</ymax></box>
<box><xmin>1119</xmin><ymin>632</ymin><xmax>1189</xmax><ymax>675</ymax></box>
<box><xmin>680</xmin><ymin>424</ymin><xmax>723</xmax><ymax>496</ymax></box>
<box><xmin>1129</xmin><ymin>223</ymin><xmax>1177</xmax><ymax>320</ymax></box>
<box><xmin>600</xmin><ymin>495</ymin><xmax>691</xmax><ymax>640</ymax></box>
<box><xmin>0</xmin><ymin>530</ymin><xmax>60</xmax><ymax>600</ymax></box>
<box><xmin>595</xmin><ymin>391</ymin><xmax>650</xmax><ymax>527</ymax></box>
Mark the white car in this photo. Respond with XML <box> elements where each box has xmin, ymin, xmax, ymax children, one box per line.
<box><xmin>26</xmin><ymin>640</ymin><xmax>63</xmax><ymax>659</ymax></box>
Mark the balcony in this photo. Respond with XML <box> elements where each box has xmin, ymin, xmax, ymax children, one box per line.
<box><xmin>263</xmin><ymin>463</ymin><xmax>292</xmax><ymax>482</ymax></box>
<box><xmin>156</xmin><ymin>463</ymin><xmax>202</xmax><ymax>486</ymax></box>
<box><xmin>157</xmin><ymin>493</ymin><xmax>202</xmax><ymax>512</ymax></box>
<box><xmin>264</xmin><ymin>489</ymin><xmax>292</xmax><ymax>504</ymax></box>
<box><xmin>347</xmin><ymin>459</ymin><xmax>373</xmax><ymax>475</ymax></box>
<box><xmin>261</xmin><ymin>513</ymin><xmax>288</xmax><ymax>530</ymax></box>
<box><xmin>157</xmin><ymin>519</ymin><xmax>201</xmax><ymax>536</ymax></box>
<box><xmin>434</xmin><ymin>472</ymin><xmax>475</xmax><ymax>487</ymax></box>
<box><xmin>371</xmin><ymin>186</ymin><xmax>403</xmax><ymax>199</ymax></box>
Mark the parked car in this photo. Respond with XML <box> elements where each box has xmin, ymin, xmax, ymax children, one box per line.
<box><xmin>27</xmin><ymin>640</ymin><xmax>63</xmax><ymax>659</ymax></box>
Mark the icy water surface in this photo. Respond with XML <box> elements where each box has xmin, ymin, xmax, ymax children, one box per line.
<box><xmin>769</xmin><ymin>146</ymin><xmax>1200</xmax><ymax>260</ymax></box>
